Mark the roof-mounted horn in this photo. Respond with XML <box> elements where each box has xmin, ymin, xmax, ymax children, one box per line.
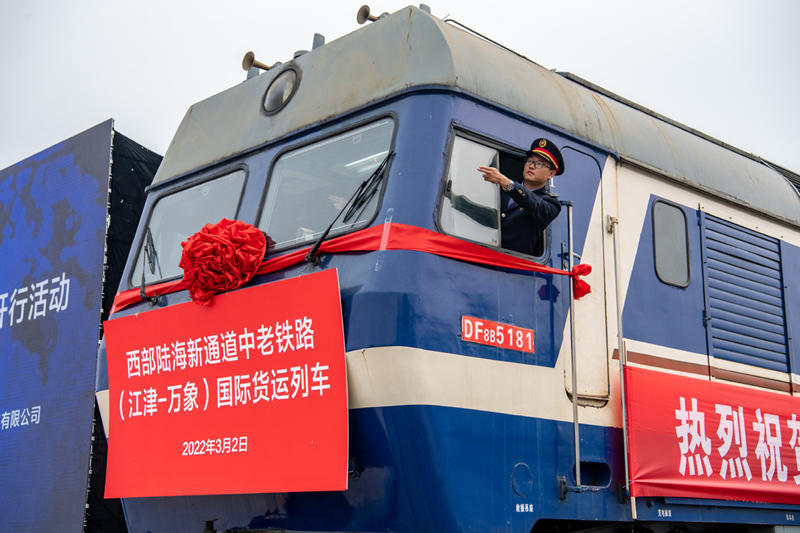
<box><xmin>241</xmin><ymin>51</ymin><xmax>271</xmax><ymax>72</ymax></box>
<box><xmin>356</xmin><ymin>5</ymin><xmax>379</xmax><ymax>24</ymax></box>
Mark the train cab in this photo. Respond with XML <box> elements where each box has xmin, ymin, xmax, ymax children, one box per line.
<box><xmin>96</xmin><ymin>5</ymin><xmax>800</xmax><ymax>533</ymax></box>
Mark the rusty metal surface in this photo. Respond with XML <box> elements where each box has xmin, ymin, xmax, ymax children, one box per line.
<box><xmin>153</xmin><ymin>6</ymin><xmax>800</xmax><ymax>225</ymax></box>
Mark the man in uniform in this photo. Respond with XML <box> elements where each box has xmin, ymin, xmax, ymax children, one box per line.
<box><xmin>477</xmin><ymin>137</ymin><xmax>564</xmax><ymax>255</ymax></box>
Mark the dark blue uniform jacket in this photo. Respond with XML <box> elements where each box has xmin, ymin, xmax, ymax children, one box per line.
<box><xmin>500</xmin><ymin>184</ymin><xmax>561</xmax><ymax>256</ymax></box>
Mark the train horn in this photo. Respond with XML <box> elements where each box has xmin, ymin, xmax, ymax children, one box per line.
<box><xmin>356</xmin><ymin>5</ymin><xmax>378</xmax><ymax>24</ymax></box>
<box><xmin>241</xmin><ymin>51</ymin><xmax>271</xmax><ymax>72</ymax></box>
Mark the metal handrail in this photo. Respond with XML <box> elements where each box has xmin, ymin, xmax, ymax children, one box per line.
<box><xmin>608</xmin><ymin>214</ymin><xmax>635</xmax><ymax>518</ymax></box>
<box><xmin>567</xmin><ymin>201</ymin><xmax>581</xmax><ymax>487</ymax></box>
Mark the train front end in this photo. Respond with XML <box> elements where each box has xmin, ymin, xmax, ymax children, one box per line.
<box><xmin>95</xmin><ymin>5</ymin><xmax>800</xmax><ymax>533</ymax></box>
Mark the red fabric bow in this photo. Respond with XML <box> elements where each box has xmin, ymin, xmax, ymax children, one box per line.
<box><xmin>179</xmin><ymin>219</ymin><xmax>270</xmax><ymax>305</ymax></box>
<box><xmin>570</xmin><ymin>263</ymin><xmax>592</xmax><ymax>299</ymax></box>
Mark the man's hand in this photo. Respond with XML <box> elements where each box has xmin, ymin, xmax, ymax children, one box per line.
<box><xmin>477</xmin><ymin>166</ymin><xmax>513</xmax><ymax>189</ymax></box>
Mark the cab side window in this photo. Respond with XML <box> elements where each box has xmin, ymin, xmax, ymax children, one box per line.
<box><xmin>440</xmin><ymin>136</ymin><xmax>501</xmax><ymax>247</ymax></box>
<box><xmin>440</xmin><ymin>135</ymin><xmax>545</xmax><ymax>256</ymax></box>
<box><xmin>652</xmin><ymin>200</ymin><xmax>690</xmax><ymax>287</ymax></box>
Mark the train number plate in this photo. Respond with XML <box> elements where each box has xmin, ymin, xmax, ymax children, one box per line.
<box><xmin>461</xmin><ymin>315</ymin><xmax>534</xmax><ymax>353</ymax></box>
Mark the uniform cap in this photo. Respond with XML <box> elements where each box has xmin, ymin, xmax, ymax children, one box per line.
<box><xmin>526</xmin><ymin>138</ymin><xmax>564</xmax><ymax>176</ymax></box>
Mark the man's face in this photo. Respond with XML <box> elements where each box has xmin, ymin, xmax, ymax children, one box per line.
<box><xmin>523</xmin><ymin>154</ymin><xmax>557</xmax><ymax>189</ymax></box>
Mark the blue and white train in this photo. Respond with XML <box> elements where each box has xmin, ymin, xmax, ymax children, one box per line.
<box><xmin>96</xmin><ymin>5</ymin><xmax>800</xmax><ymax>532</ymax></box>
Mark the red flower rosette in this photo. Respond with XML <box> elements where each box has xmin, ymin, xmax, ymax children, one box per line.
<box><xmin>179</xmin><ymin>219</ymin><xmax>270</xmax><ymax>305</ymax></box>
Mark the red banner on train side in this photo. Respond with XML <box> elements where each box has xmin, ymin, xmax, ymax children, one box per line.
<box><xmin>103</xmin><ymin>269</ymin><xmax>348</xmax><ymax>498</ymax></box>
<box><xmin>625</xmin><ymin>366</ymin><xmax>800</xmax><ymax>504</ymax></box>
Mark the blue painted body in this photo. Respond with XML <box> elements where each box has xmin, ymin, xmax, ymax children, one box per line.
<box><xmin>623</xmin><ymin>196</ymin><xmax>708</xmax><ymax>354</ymax></box>
<box><xmin>119</xmin><ymin>406</ymin><xmax>627</xmax><ymax>533</ymax></box>
<box><xmin>102</xmin><ymin>92</ymin><xmax>800</xmax><ymax>532</ymax></box>
<box><xmin>783</xmin><ymin>242</ymin><xmax>800</xmax><ymax>374</ymax></box>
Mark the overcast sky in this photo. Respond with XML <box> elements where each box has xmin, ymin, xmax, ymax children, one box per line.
<box><xmin>1</xmin><ymin>0</ymin><xmax>798</xmax><ymax>174</ymax></box>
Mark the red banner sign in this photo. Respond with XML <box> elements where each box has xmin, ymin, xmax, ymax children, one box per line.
<box><xmin>461</xmin><ymin>315</ymin><xmax>534</xmax><ymax>353</ymax></box>
<box><xmin>625</xmin><ymin>366</ymin><xmax>800</xmax><ymax>504</ymax></box>
<box><xmin>103</xmin><ymin>269</ymin><xmax>348</xmax><ymax>497</ymax></box>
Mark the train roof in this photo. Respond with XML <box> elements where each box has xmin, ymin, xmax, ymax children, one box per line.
<box><xmin>154</xmin><ymin>5</ymin><xmax>800</xmax><ymax>227</ymax></box>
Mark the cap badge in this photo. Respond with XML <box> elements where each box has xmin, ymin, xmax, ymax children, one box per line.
<box><xmin>538</xmin><ymin>139</ymin><xmax>547</xmax><ymax>148</ymax></box>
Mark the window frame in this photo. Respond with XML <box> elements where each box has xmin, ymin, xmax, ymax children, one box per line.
<box><xmin>255</xmin><ymin>113</ymin><xmax>397</xmax><ymax>253</ymax></box>
<box><xmin>651</xmin><ymin>198</ymin><xmax>691</xmax><ymax>288</ymax></box>
<box><xmin>126</xmin><ymin>164</ymin><xmax>249</xmax><ymax>289</ymax></box>
<box><xmin>435</xmin><ymin>126</ymin><xmax>550</xmax><ymax>261</ymax></box>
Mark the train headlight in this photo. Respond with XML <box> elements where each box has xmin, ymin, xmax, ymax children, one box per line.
<box><xmin>263</xmin><ymin>67</ymin><xmax>299</xmax><ymax>115</ymax></box>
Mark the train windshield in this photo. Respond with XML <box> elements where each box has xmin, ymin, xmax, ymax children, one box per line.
<box><xmin>130</xmin><ymin>170</ymin><xmax>245</xmax><ymax>285</ymax></box>
<box><xmin>258</xmin><ymin>118</ymin><xmax>394</xmax><ymax>248</ymax></box>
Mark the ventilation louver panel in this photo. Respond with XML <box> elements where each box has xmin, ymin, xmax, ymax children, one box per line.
<box><xmin>703</xmin><ymin>216</ymin><xmax>788</xmax><ymax>372</ymax></box>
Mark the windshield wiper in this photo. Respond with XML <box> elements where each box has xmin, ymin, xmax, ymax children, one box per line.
<box><xmin>139</xmin><ymin>226</ymin><xmax>161</xmax><ymax>304</ymax></box>
<box><xmin>144</xmin><ymin>226</ymin><xmax>163</xmax><ymax>278</ymax></box>
<box><xmin>305</xmin><ymin>151</ymin><xmax>394</xmax><ymax>265</ymax></box>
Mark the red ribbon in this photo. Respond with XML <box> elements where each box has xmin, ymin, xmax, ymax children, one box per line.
<box><xmin>111</xmin><ymin>223</ymin><xmax>592</xmax><ymax>314</ymax></box>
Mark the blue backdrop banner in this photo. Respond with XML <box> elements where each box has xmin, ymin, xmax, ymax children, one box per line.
<box><xmin>0</xmin><ymin>120</ymin><xmax>112</xmax><ymax>532</ymax></box>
